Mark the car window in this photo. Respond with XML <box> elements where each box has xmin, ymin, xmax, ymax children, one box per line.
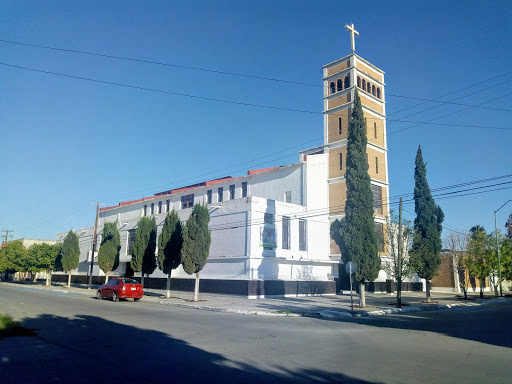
<box><xmin>121</xmin><ymin>279</ymin><xmax>138</xmax><ymax>284</ymax></box>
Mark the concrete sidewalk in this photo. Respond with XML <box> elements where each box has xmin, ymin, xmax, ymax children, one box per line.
<box><xmin>2</xmin><ymin>281</ymin><xmax>510</xmax><ymax>318</ymax></box>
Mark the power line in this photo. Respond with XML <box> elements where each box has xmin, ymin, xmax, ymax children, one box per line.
<box><xmin>3</xmin><ymin>61</ymin><xmax>511</xmax><ymax>134</ymax></box>
<box><xmin>0</xmin><ymin>38</ymin><xmax>319</xmax><ymax>87</ymax></box>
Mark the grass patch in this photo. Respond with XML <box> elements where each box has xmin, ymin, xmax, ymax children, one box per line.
<box><xmin>0</xmin><ymin>314</ymin><xmax>36</xmax><ymax>339</ymax></box>
<box><xmin>275</xmin><ymin>309</ymin><xmax>295</xmax><ymax>315</ymax></box>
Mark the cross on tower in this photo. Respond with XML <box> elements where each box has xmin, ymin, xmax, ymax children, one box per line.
<box><xmin>345</xmin><ymin>23</ymin><xmax>359</xmax><ymax>53</ymax></box>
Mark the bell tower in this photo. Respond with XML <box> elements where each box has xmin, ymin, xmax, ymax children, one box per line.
<box><xmin>323</xmin><ymin>24</ymin><xmax>389</xmax><ymax>256</ymax></box>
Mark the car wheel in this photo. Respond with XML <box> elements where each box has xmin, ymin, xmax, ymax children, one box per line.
<box><xmin>112</xmin><ymin>292</ymin><xmax>118</xmax><ymax>302</ymax></box>
<box><xmin>134</xmin><ymin>297</ymin><xmax>141</xmax><ymax>302</ymax></box>
<box><xmin>96</xmin><ymin>290</ymin><xmax>102</xmax><ymax>300</ymax></box>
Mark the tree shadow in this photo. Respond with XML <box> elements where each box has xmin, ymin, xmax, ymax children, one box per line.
<box><xmin>1</xmin><ymin>313</ymin><xmax>382</xmax><ymax>384</ymax></box>
<box><xmin>311</xmin><ymin>303</ymin><xmax>512</xmax><ymax>349</ymax></box>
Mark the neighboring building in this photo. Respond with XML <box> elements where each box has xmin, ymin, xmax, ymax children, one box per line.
<box><xmin>55</xmin><ymin>25</ymin><xmax>415</xmax><ymax>297</ymax></box>
<box><xmin>431</xmin><ymin>250</ymin><xmax>491</xmax><ymax>294</ymax></box>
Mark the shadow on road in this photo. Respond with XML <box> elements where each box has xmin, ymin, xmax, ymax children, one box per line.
<box><xmin>311</xmin><ymin>303</ymin><xmax>512</xmax><ymax>349</ymax></box>
<box><xmin>1</xmin><ymin>313</ymin><xmax>383</xmax><ymax>384</ymax></box>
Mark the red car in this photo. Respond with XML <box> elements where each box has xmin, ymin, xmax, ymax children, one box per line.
<box><xmin>96</xmin><ymin>278</ymin><xmax>143</xmax><ymax>302</ymax></box>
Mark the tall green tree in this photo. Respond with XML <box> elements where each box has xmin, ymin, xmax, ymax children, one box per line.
<box><xmin>157</xmin><ymin>210</ymin><xmax>183</xmax><ymax>299</ymax></box>
<box><xmin>61</xmin><ymin>230</ymin><xmax>80</xmax><ymax>288</ymax></box>
<box><xmin>97</xmin><ymin>221</ymin><xmax>121</xmax><ymax>283</ymax></box>
<box><xmin>27</xmin><ymin>243</ymin><xmax>60</xmax><ymax>284</ymax></box>
<box><xmin>329</xmin><ymin>89</ymin><xmax>380</xmax><ymax>307</ymax></box>
<box><xmin>0</xmin><ymin>240</ymin><xmax>26</xmax><ymax>279</ymax></box>
<box><xmin>182</xmin><ymin>204</ymin><xmax>211</xmax><ymax>302</ymax></box>
<box><xmin>131</xmin><ymin>216</ymin><xmax>157</xmax><ymax>288</ymax></box>
<box><xmin>410</xmin><ymin>146</ymin><xmax>444</xmax><ymax>303</ymax></box>
<box><xmin>467</xmin><ymin>226</ymin><xmax>492</xmax><ymax>298</ymax></box>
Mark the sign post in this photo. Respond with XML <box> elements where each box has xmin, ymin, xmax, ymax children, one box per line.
<box><xmin>345</xmin><ymin>261</ymin><xmax>355</xmax><ymax>313</ymax></box>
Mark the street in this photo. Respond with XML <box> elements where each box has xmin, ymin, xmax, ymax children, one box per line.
<box><xmin>1</xmin><ymin>285</ymin><xmax>511</xmax><ymax>384</ymax></box>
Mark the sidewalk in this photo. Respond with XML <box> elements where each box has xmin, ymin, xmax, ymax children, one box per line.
<box><xmin>2</xmin><ymin>281</ymin><xmax>510</xmax><ymax>318</ymax></box>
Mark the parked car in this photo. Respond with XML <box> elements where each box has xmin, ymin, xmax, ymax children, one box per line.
<box><xmin>96</xmin><ymin>278</ymin><xmax>143</xmax><ymax>302</ymax></box>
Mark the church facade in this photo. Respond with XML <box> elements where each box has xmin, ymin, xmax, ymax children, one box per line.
<box><xmin>55</xmin><ymin>26</ymin><xmax>404</xmax><ymax>297</ymax></box>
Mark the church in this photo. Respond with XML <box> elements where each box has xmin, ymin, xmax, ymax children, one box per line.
<box><xmin>55</xmin><ymin>25</ymin><xmax>397</xmax><ymax>297</ymax></box>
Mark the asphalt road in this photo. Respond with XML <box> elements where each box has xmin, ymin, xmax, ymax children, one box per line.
<box><xmin>1</xmin><ymin>285</ymin><xmax>511</xmax><ymax>384</ymax></box>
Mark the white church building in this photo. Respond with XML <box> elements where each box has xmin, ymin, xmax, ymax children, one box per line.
<box><xmin>55</xmin><ymin>27</ymin><xmax>422</xmax><ymax>297</ymax></box>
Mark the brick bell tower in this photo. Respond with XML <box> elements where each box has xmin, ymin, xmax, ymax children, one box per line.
<box><xmin>323</xmin><ymin>24</ymin><xmax>389</xmax><ymax>258</ymax></box>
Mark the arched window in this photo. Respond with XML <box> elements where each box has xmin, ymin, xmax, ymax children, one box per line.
<box><xmin>367</xmin><ymin>82</ymin><xmax>371</xmax><ymax>93</ymax></box>
<box><xmin>344</xmin><ymin>76</ymin><xmax>350</xmax><ymax>89</ymax></box>
<box><xmin>372</xmin><ymin>85</ymin><xmax>376</xmax><ymax>96</ymax></box>
<box><xmin>337</xmin><ymin>79</ymin><xmax>343</xmax><ymax>92</ymax></box>
<box><xmin>377</xmin><ymin>88</ymin><xmax>381</xmax><ymax>99</ymax></box>
<box><xmin>330</xmin><ymin>82</ymin><xmax>335</xmax><ymax>94</ymax></box>
<box><xmin>362</xmin><ymin>79</ymin><xmax>366</xmax><ymax>90</ymax></box>
<box><xmin>357</xmin><ymin>76</ymin><xmax>361</xmax><ymax>88</ymax></box>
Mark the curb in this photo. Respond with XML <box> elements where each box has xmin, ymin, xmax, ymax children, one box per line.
<box><xmin>2</xmin><ymin>282</ymin><xmax>510</xmax><ymax>318</ymax></box>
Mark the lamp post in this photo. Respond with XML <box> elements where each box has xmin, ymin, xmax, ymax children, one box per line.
<box><xmin>494</xmin><ymin>199</ymin><xmax>511</xmax><ymax>297</ymax></box>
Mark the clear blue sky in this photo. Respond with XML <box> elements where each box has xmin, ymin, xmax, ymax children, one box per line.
<box><xmin>1</xmin><ymin>1</ymin><xmax>511</xmax><ymax>242</ymax></box>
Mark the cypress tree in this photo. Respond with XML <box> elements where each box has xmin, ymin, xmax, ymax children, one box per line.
<box><xmin>330</xmin><ymin>89</ymin><xmax>380</xmax><ymax>307</ymax></box>
<box><xmin>181</xmin><ymin>204</ymin><xmax>211</xmax><ymax>302</ymax></box>
<box><xmin>410</xmin><ymin>146</ymin><xmax>444</xmax><ymax>302</ymax></box>
<box><xmin>131</xmin><ymin>216</ymin><xmax>157</xmax><ymax>288</ymax></box>
<box><xmin>97</xmin><ymin>221</ymin><xmax>121</xmax><ymax>284</ymax></box>
<box><xmin>157</xmin><ymin>210</ymin><xmax>183</xmax><ymax>298</ymax></box>
<box><xmin>61</xmin><ymin>230</ymin><xmax>80</xmax><ymax>288</ymax></box>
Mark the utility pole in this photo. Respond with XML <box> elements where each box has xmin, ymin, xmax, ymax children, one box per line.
<box><xmin>397</xmin><ymin>198</ymin><xmax>403</xmax><ymax>309</ymax></box>
<box><xmin>1</xmin><ymin>229</ymin><xmax>14</xmax><ymax>245</ymax></box>
<box><xmin>88</xmin><ymin>202</ymin><xmax>105</xmax><ymax>289</ymax></box>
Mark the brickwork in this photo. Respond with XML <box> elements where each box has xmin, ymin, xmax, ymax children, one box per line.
<box><xmin>328</xmin><ymin>146</ymin><xmax>347</xmax><ymax>179</ymax></box>
<box><xmin>355</xmin><ymin>60</ymin><xmax>383</xmax><ymax>82</ymax></box>
<box><xmin>329</xmin><ymin>182</ymin><xmax>347</xmax><ymax>216</ymax></box>
<box><xmin>360</xmin><ymin>93</ymin><xmax>384</xmax><ymax>114</ymax></box>
<box><xmin>431</xmin><ymin>253</ymin><xmax>456</xmax><ymax>288</ymax></box>
<box><xmin>327</xmin><ymin>108</ymin><xmax>351</xmax><ymax>143</ymax></box>
<box><xmin>366</xmin><ymin>147</ymin><xmax>387</xmax><ymax>182</ymax></box>
<box><xmin>364</xmin><ymin>114</ymin><xmax>385</xmax><ymax>147</ymax></box>
<box><xmin>327</xmin><ymin>93</ymin><xmax>351</xmax><ymax>110</ymax></box>
<box><xmin>326</xmin><ymin>60</ymin><xmax>350</xmax><ymax>77</ymax></box>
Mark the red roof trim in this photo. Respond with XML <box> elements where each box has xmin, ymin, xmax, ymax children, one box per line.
<box><xmin>247</xmin><ymin>166</ymin><xmax>280</xmax><ymax>175</ymax></box>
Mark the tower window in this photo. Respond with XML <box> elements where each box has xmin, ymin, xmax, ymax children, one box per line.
<box><xmin>367</xmin><ymin>82</ymin><xmax>371</xmax><ymax>93</ymax></box>
<box><xmin>337</xmin><ymin>79</ymin><xmax>342</xmax><ymax>92</ymax></box>
<box><xmin>338</xmin><ymin>118</ymin><xmax>342</xmax><ymax>134</ymax></box>
<box><xmin>166</xmin><ymin>199</ymin><xmax>170</xmax><ymax>212</ymax></box>
<box><xmin>357</xmin><ymin>76</ymin><xmax>361</xmax><ymax>88</ymax></box>
<box><xmin>151</xmin><ymin>203</ymin><xmax>154</xmax><ymax>215</ymax></box>
<box><xmin>207</xmin><ymin>189</ymin><xmax>212</xmax><ymax>204</ymax></box>
<box><xmin>374</xmin><ymin>122</ymin><xmax>377</xmax><ymax>139</ymax></box>
<box><xmin>229</xmin><ymin>184</ymin><xmax>235</xmax><ymax>200</ymax></box>
<box><xmin>339</xmin><ymin>153</ymin><xmax>343</xmax><ymax>170</ymax></box>
<box><xmin>344</xmin><ymin>75</ymin><xmax>350</xmax><ymax>89</ymax></box>
<box><xmin>158</xmin><ymin>201</ymin><xmax>162</xmax><ymax>214</ymax></box>
<box><xmin>377</xmin><ymin>88</ymin><xmax>381</xmax><ymax>99</ymax></box>
<box><xmin>242</xmin><ymin>182</ymin><xmax>247</xmax><ymax>198</ymax></box>
<box><xmin>375</xmin><ymin>157</ymin><xmax>379</xmax><ymax>174</ymax></box>
<box><xmin>218</xmin><ymin>187</ymin><xmax>223</xmax><ymax>202</ymax></box>
<box><xmin>372</xmin><ymin>185</ymin><xmax>383</xmax><ymax>215</ymax></box>
<box><xmin>143</xmin><ymin>205</ymin><xmax>147</xmax><ymax>217</ymax></box>
<box><xmin>330</xmin><ymin>82</ymin><xmax>335</xmax><ymax>94</ymax></box>
<box><xmin>362</xmin><ymin>79</ymin><xmax>366</xmax><ymax>90</ymax></box>
<box><xmin>372</xmin><ymin>85</ymin><xmax>376</xmax><ymax>96</ymax></box>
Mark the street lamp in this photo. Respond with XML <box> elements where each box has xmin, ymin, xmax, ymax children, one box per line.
<box><xmin>494</xmin><ymin>199</ymin><xmax>511</xmax><ymax>297</ymax></box>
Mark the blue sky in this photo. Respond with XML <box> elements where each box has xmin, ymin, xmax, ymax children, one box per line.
<box><xmin>1</xmin><ymin>1</ymin><xmax>511</xmax><ymax>241</ymax></box>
